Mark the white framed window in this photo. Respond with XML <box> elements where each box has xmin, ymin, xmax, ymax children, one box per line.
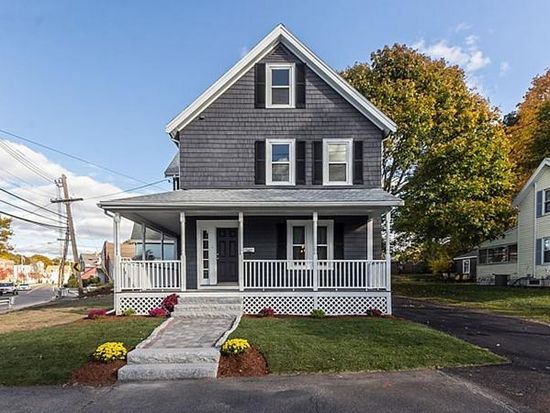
<box><xmin>266</xmin><ymin>63</ymin><xmax>295</xmax><ymax>108</ymax></box>
<box><xmin>323</xmin><ymin>139</ymin><xmax>353</xmax><ymax>185</ymax></box>
<box><xmin>462</xmin><ymin>259</ymin><xmax>470</xmax><ymax>274</ymax></box>
<box><xmin>544</xmin><ymin>238</ymin><xmax>550</xmax><ymax>264</ymax></box>
<box><xmin>286</xmin><ymin>220</ymin><xmax>334</xmax><ymax>262</ymax></box>
<box><xmin>266</xmin><ymin>139</ymin><xmax>295</xmax><ymax>185</ymax></box>
<box><xmin>544</xmin><ymin>189</ymin><xmax>550</xmax><ymax>215</ymax></box>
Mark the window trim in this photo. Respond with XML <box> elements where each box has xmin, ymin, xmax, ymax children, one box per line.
<box><xmin>544</xmin><ymin>189</ymin><xmax>550</xmax><ymax>215</ymax></box>
<box><xmin>266</xmin><ymin>63</ymin><xmax>295</xmax><ymax>108</ymax></box>
<box><xmin>266</xmin><ymin>138</ymin><xmax>295</xmax><ymax>186</ymax></box>
<box><xmin>478</xmin><ymin>244</ymin><xmax>518</xmax><ymax>265</ymax></box>
<box><xmin>462</xmin><ymin>259</ymin><xmax>470</xmax><ymax>274</ymax></box>
<box><xmin>286</xmin><ymin>220</ymin><xmax>334</xmax><ymax>263</ymax></box>
<box><xmin>543</xmin><ymin>237</ymin><xmax>550</xmax><ymax>265</ymax></box>
<box><xmin>322</xmin><ymin>138</ymin><xmax>353</xmax><ymax>185</ymax></box>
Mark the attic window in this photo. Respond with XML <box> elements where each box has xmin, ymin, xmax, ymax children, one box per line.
<box><xmin>266</xmin><ymin>63</ymin><xmax>295</xmax><ymax>108</ymax></box>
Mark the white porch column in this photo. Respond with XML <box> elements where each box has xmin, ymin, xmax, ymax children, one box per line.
<box><xmin>113</xmin><ymin>213</ymin><xmax>121</xmax><ymax>293</ymax></box>
<box><xmin>367</xmin><ymin>217</ymin><xmax>374</xmax><ymax>261</ymax></box>
<box><xmin>385</xmin><ymin>210</ymin><xmax>392</xmax><ymax>314</ymax></box>
<box><xmin>312</xmin><ymin>211</ymin><xmax>318</xmax><ymax>291</ymax></box>
<box><xmin>238</xmin><ymin>212</ymin><xmax>244</xmax><ymax>292</ymax></box>
<box><xmin>141</xmin><ymin>224</ymin><xmax>146</xmax><ymax>260</ymax></box>
<box><xmin>180</xmin><ymin>212</ymin><xmax>186</xmax><ymax>291</ymax></box>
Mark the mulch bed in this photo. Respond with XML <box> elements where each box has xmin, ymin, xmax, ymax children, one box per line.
<box><xmin>69</xmin><ymin>360</ymin><xmax>125</xmax><ymax>386</ymax></box>
<box><xmin>218</xmin><ymin>346</ymin><xmax>268</xmax><ymax>377</ymax></box>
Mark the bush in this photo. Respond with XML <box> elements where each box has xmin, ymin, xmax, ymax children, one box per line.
<box><xmin>122</xmin><ymin>308</ymin><xmax>136</xmax><ymax>317</ymax></box>
<box><xmin>366</xmin><ymin>308</ymin><xmax>383</xmax><ymax>317</ymax></box>
<box><xmin>161</xmin><ymin>293</ymin><xmax>179</xmax><ymax>313</ymax></box>
<box><xmin>428</xmin><ymin>255</ymin><xmax>452</xmax><ymax>275</ymax></box>
<box><xmin>64</xmin><ymin>274</ymin><xmax>78</xmax><ymax>288</ymax></box>
<box><xmin>92</xmin><ymin>342</ymin><xmax>128</xmax><ymax>363</ymax></box>
<box><xmin>258</xmin><ymin>307</ymin><xmax>275</xmax><ymax>317</ymax></box>
<box><xmin>148</xmin><ymin>307</ymin><xmax>169</xmax><ymax>317</ymax></box>
<box><xmin>221</xmin><ymin>338</ymin><xmax>250</xmax><ymax>356</ymax></box>
<box><xmin>310</xmin><ymin>308</ymin><xmax>326</xmax><ymax>318</ymax></box>
<box><xmin>87</xmin><ymin>309</ymin><xmax>108</xmax><ymax>319</ymax></box>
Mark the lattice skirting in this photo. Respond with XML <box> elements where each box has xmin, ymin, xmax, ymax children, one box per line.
<box><xmin>116</xmin><ymin>293</ymin><xmax>172</xmax><ymax>315</ymax></box>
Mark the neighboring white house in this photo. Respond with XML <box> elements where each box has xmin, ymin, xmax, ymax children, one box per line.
<box><xmin>477</xmin><ymin>158</ymin><xmax>550</xmax><ymax>285</ymax></box>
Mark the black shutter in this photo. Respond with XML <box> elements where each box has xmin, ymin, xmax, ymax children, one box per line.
<box><xmin>296</xmin><ymin>141</ymin><xmax>306</xmax><ymax>185</ymax></box>
<box><xmin>255</xmin><ymin>63</ymin><xmax>266</xmax><ymax>108</ymax></box>
<box><xmin>536</xmin><ymin>238</ymin><xmax>542</xmax><ymax>265</ymax></box>
<box><xmin>276</xmin><ymin>222</ymin><xmax>287</xmax><ymax>259</ymax></box>
<box><xmin>295</xmin><ymin>63</ymin><xmax>306</xmax><ymax>108</ymax></box>
<box><xmin>255</xmin><ymin>141</ymin><xmax>266</xmax><ymax>184</ymax></box>
<box><xmin>536</xmin><ymin>190</ymin><xmax>543</xmax><ymax>218</ymax></box>
<box><xmin>312</xmin><ymin>141</ymin><xmax>323</xmax><ymax>185</ymax></box>
<box><xmin>334</xmin><ymin>223</ymin><xmax>344</xmax><ymax>259</ymax></box>
<box><xmin>353</xmin><ymin>140</ymin><xmax>364</xmax><ymax>185</ymax></box>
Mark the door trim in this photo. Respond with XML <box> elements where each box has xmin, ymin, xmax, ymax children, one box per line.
<box><xmin>196</xmin><ymin>220</ymin><xmax>239</xmax><ymax>289</ymax></box>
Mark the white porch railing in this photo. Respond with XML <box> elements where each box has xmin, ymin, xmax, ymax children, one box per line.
<box><xmin>119</xmin><ymin>260</ymin><xmax>182</xmax><ymax>291</ymax></box>
<box><xmin>243</xmin><ymin>259</ymin><xmax>389</xmax><ymax>290</ymax></box>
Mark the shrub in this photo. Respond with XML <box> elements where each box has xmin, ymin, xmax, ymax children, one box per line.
<box><xmin>428</xmin><ymin>255</ymin><xmax>452</xmax><ymax>275</ymax></box>
<box><xmin>87</xmin><ymin>308</ymin><xmax>108</xmax><ymax>319</ymax></box>
<box><xmin>122</xmin><ymin>308</ymin><xmax>136</xmax><ymax>316</ymax></box>
<box><xmin>258</xmin><ymin>307</ymin><xmax>275</xmax><ymax>317</ymax></box>
<box><xmin>161</xmin><ymin>293</ymin><xmax>179</xmax><ymax>312</ymax></box>
<box><xmin>92</xmin><ymin>342</ymin><xmax>128</xmax><ymax>363</ymax></box>
<box><xmin>148</xmin><ymin>307</ymin><xmax>169</xmax><ymax>317</ymax></box>
<box><xmin>366</xmin><ymin>308</ymin><xmax>383</xmax><ymax>317</ymax></box>
<box><xmin>64</xmin><ymin>274</ymin><xmax>78</xmax><ymax>288</ymax></box>
<box><xmin>310</xmin><ymin>308</ymin><xmax>326</xmax><ymax>318</ymax></box>
<box><xmin>221</xmin><ymin>338</ymin><xmax>250</xmax><ymax>356</ymax></box>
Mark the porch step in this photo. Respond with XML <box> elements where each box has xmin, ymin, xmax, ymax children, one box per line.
<box><xmin>173</xmin><ymin>303</ymin><xmax>243</xmax><ymax>313</ymax></box>
<box><xmin>178</xmin><ymin>296</ymin><xmax>242</xmax><ymax>305</ymax></box>
<box><xmin>127</xmin><ymin>348</ymin><xmax>220</xmax><ymax>365</ymax></box>
<box><xmin>172</xmin><ymin>311</ymin><xmax>240</xmax><ymax>319</ymax></box>
<box><xmin>118</xmin><ymin>362</ymin><xmax>217</xmax><ymax>381</ymax></box>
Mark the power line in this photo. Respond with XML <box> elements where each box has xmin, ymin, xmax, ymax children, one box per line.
<box><xmin>0</xmin><ymin>187</ymin><xmax>67</xmax><ymax>219</ymax></box>
<box><xmin>0</xmin><ymin>209</ymin><xmax>67</xmax><ymax>230</ymax></box>
<box><xmin>0</xmin><ymin>128</ymin><xmax>167</xmax><ymax>190</ymax></box>
<box><xmin>84</xmin><ymin>178</ymin><xmax>170</xmax><ymax>200</ymax></box>
<box><xmin>0</xmin><ymin>199</ymin><xmax>63</xmax><ymax>223</ymax></box>
<box><xmin>0</xmin><ymin>140</ymin><xmax>56</xmax><ymax>183</ymax></box>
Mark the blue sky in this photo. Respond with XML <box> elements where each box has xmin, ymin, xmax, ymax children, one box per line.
<box><xmin>0</xmin><ymin>0</ymin><xmax>549</xmax><ymax>254</ymax></box>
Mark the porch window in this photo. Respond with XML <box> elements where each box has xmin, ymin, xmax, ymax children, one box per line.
<box><xmin>202</xmin><ymin>230</ymin><xmax>209</xmax><ymax>280</ymax></box>
<box><xmin>292</xmin><ymin>226</ymin><xmax>306</xmax><ymax>260</ymax></box>
<box><xmin>286</xmin><ymin>220</ymin><xmax>334</xmax><ymax>261</ymax></box>
<box><xmin>266</xmin><ymin>63</ymin><xmax>294</xmax><ymax>108</ymax></box>
<box><xmin>317</xmin><ymin>226</ymin><xmax>328</xmax><ymax>259</ymax></box>
<box><xmin>323</xmin><ymin>139</ymin><xmax>353</xmax><ymax>185</ymax></box>
<box><xmin>266</xmin><ymin>139</ymin><xmax>295</xmax><ymax>185</ymax></box>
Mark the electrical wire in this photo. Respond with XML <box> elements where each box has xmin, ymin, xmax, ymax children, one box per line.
<box><xmin>84</xmin><ymin>178</ymin><xmax>170</xmax><ymax>200</ymax></box>
<box><xmin>0</xmin><ymin>199</ymin><xmax>63</xmax><ymax>223</ymax></box>
<box><xmin>0</xmin><ymin>210</ymin><xmax>67</xmax><ymax>230</ymax></box>
<box><xmin>0</xmin><ymin>187</ymin><xmax>67</xmax><ymax>219</ymax></box>
<box><xmin>0</xmin><ymin>140</ymin><xmax>56</xmax><ymax>183</ymax></box>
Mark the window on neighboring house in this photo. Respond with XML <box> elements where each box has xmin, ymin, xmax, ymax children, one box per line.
<box><xmin>266</xmin><ymin>139</ymin><xmax>295</xmax><ymax>185</ymax></box>
<box><xmin>478</xmin><ymin>244</ymin><xmax>518</xmax><ymax>265</ymax></box>
<box><xmin>462</xmin><ymin>259</ymin><xmax>470</xmax><ymax>274</ymax></box>
<box><xmin>323</xmin><ymin>139</ymin><xmax>353</xmax><ymax>185</ymax></box>
<box><xmin>266</xmin><ymin>63</ymin><xmax>294</xmax><ymax>108</ymax></box>
<box><xmin>286</xmin><ymin>220</ymin><xmax>334</xmax><ymax>263</ymax></box>
<box><xmin>544</xmin><ymin>238</ymin><xmax>550</xmax><ymax>264</ymax></box>
<box><xmin>545</xmin><ymin>189</ymin><xmax>550</xmax><ymax>214</ymax></box>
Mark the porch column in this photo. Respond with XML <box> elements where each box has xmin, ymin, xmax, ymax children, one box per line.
<box><xmin>113</xmin><ymin>213</ymin><xmax>121</xmax><ymax>293</ymax></box>
<box><xmin>385</xmin><ymin>210</ymin><xmax>392</xmax><ymax>315</ymax></box>
<box><xmin>141</xmin><ymin>224</ymin><xmax>146</xmax><ymax>260</ymax></box>
<box><xmin>238</xmin><ymin>212</ymin><xmax>244</xmax><ymax>292</ymax></box>
<box><xmin>312</xmin><ymin>211</ymin><xmax>318</xmax><ymax>291</ymax></box>
<box><xmin>160</xmin><ymin>232</ymin><xmax>165</xmax><ymax>260</ymax></box>
<box><xmin>180</xmin><ymin>212</ymin><xmax>186</xmax><ymax>291</ymax></box>
<box><xmin>367</xmin><ymin>217</ymin><xmax>374</xmax><ymax>261</ymax></box>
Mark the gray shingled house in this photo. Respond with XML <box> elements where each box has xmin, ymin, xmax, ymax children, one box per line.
<box><xmin>99</xmin><ymin>25</ymin><xmax>402</xmax><ymax>316</ymax></box>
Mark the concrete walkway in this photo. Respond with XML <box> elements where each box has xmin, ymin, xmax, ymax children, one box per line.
<box><xmin>394</xmin><ymin>297</ymin><xmax>550</xmax><ymax>412</ymax></box>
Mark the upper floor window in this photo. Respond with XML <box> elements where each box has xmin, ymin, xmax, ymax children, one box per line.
<box><xmin>323</xmin><ymin>139</ymin><xmax>353</xmax><ymax>185</ymax></box>
<box><xmin>545</xmin><ymin>189</ymin><xmax>550</xmax><ymax>214</ymax></box>
<box><xmin>266</xmin><ymin>139</ymin><xmax>295</xmax><ymax>185</ymax></box>
<box><xmin>266</xmin><ymin>63</ymin><xmax>295</xmax><ymax>108</ymax></box>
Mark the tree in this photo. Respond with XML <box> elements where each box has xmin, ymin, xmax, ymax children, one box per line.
<box><xmin>0</xmin><ymin>216</ymin><xmax>13</xmax><ymax>256</ymax></box>
<box><xmin>527</xmin><ymin>100</ymin><xmax>550</xmax><ymax>169</ymax></box>
<box><xmin>341</xmin><ymin>45</ymin><xmax>515</xmax><ymax>258</ymax></box>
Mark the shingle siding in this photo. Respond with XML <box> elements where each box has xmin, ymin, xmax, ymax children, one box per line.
<box><xmin>179</xmin><ymin>44</ymin><xmax>383</xmax><ymax>189</ymax></box>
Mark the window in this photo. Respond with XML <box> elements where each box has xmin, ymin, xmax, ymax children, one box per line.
<box><xmin>323</xmin><ymin>139</ymin><xmax>353</xmax><ymax>185</ymax></box>
<box><xmin>202</xmin><ymin>230</ymin><xmax>209</xmax><ymax>280</ymax></box>
<box><xmin>544</xmin><ymin>238</ymin><xmax>550</xmax><ymax>264</ymax></box>
<box><xmin>478</xmin><ymin>244</ymin><xmax>518</xmax><ymax>265</ymax></box>
<box><xmin>545</xmin><ymin>189</ymin><xmax>550</xmax><ymax>214</ymax></box>
<box><xmin>266</xmin><ymin>63</ymin><xmax>294</xmax><ymax>108</ymax></box>
<box><xmin>266</xmin><ymin>139</ymin><xmax>295</xmax><ymax>185</ymax></box>
<box><xmin>462</xmin><ymin>259</ymin><xmax>470</xmax><ymax>274</ymax></box>
<box><xmin>287</xmin><ymin>220</ymin><xmax>334</xmax><ymax>262</ymax></box>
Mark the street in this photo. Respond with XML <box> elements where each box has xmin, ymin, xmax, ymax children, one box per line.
<box><xmin>1</xmin><ymin>284</ymin><xmax>56</xmax><ymax>312</ymax></box>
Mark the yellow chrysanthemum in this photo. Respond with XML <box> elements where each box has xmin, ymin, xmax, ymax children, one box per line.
<box><xmin>221</xmin><ymin>338</ymin><xmax>250</xmax><ymax>356</ymax></box>
<box><xmin>92</xmin><ymin>342</ymin><xmax>128</xmax><ymax>363</ymax></box>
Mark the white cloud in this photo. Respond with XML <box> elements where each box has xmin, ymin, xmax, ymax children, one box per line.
<box><xmin>455</xmin><ymin>22</ymin><xmax>471</xmax><ymax>33</ymax></box>
<box><xmin>0</xmin><ymin>140</ymin><xmax>146</xmax><ymax>257</ymax></box>
<box><xmin>499</xmin><ymin>61</ymin><xmax>510</xmax><ymax>76</ymax></box>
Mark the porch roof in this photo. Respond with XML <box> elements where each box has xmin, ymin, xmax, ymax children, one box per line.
<box><xmin>99</xmin><ymin>188</ymin><xmax>403</xmax><ymax>210</ymax></box>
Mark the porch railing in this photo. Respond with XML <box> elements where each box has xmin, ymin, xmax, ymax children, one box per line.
<box><xmin>243</xmin><ymin>259</ymin><xmax>388</xmax><ymax>290</ymax></box>
<box><xmin>119</xmin><ymin>260</ymin><xmax>182</xmax><ymax>291</ymax></box>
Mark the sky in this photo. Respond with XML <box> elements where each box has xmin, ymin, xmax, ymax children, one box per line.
<box><xmin>0</xmin><ymin>0</ymin><xmax>549</xmax><ymax>256</ymax></box>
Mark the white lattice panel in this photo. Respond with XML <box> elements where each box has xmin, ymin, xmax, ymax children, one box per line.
<box><xmin>118</xmin><ymin>295</ymin><xmax>165</xmax><ymax>315</ymax></box>
<box><xmin>317</xmin><ymin>295</ymin><xmax>388</xmax><ymax>315</ymax></box>
<box><xmin>243</xmin><ymin>295</ymin><xmax>315</xmax><ymax>315</ymax></box>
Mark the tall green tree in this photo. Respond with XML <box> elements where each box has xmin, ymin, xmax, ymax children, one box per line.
<box><xmin>341</xmin><ymin>45</ymin><xmax>515</xmax><ymax>257</ymax></box>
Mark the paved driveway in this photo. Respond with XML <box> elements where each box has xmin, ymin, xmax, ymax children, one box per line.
<box><xmin>394</xmin><ymin>297</ymin><xmax>550</xmax><ymax>412</ymax></box>
<box><xmin>0</xmin><ymin>370</ymin><xmax>525</xmax><ymax>413</ymax></box>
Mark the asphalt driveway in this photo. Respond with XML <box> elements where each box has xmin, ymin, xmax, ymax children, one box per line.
<box><xmin>394</xmin><ymin>297</ymin><xmax>550</xmax><ymax>412</ymax></box>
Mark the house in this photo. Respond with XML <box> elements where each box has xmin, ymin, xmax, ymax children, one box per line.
<box><xmin>0</xmin><ymin>258</ymin><xmax>14</xmax><ymax>281</ymax></box>
<box><xmin>476</xmin><ymin>158</ymin><xmax>550</xmax><ymax>285</ymax></box>
<box><xmin>45</xmin><ymin>264</ymin><xmax>73</xmax><ymax>285</ymax></box>
<box><xmin>99</xmin><ymin>25</ymin><xmax>402</xmax><ymax>316</ymax></box>
<box><xmin>79</xmin><ymin>252</ymin><xmax>108</xmax><ymax>283</ymax></box>
<box><xmin>452</xmin><ymin>250</ymin><xmax>477</xmax><ymax>279</ymax></box>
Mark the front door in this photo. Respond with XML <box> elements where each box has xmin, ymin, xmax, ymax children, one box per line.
<box><xmin>216</xmin><ymin>228</ymin><xmax>238</xmax><ymax>283</ymax></box>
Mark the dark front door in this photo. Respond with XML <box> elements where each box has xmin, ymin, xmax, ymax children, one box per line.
<box><xmin>217</xmin><ymin>228</ymin><xmax>238</xmax><ymax>283</ymax></box>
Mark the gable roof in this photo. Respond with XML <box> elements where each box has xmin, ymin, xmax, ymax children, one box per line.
<box><xmin>512</xmin><ymin>158</ymin><xmax>550</xmax><ymax>206</ymax></box>
<box><xmin>165</xmin><ymin>24</ymin><xmax>397</xmax><ymax>136</ymax></box>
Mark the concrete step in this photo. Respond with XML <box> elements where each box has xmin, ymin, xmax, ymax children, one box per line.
<box><xmin>171</xmin><ymin>311</ymin><xmax>240</xmax><ymax>319</ymax></box>
<box><xmin>179</xmin><ymin>296</ymin><xmax>242</xmax><ymax>305</ymax></box>
<box><xmin>127</xmin><ymin>348</ymin><xmax>220</xmax><ymax>365</ymax></box>
<box><xmin>174</xmin><ymin>303</ymin><xmax>243</xmax><ymax>313</ymax></box>
<box><xmin>118</xmin><ymin>362</ymin><xmax>218</xmax><ymax>381</ymax></box>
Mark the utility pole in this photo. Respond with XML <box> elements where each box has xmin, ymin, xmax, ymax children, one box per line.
<box><xmin>58</xmin><ymin>230</ymin><xmax>69</xmax><ymax>288</ymax></box>
<box><xmin>52</xmin><ymin>175</ymin><xmax>84</xmax><ymax>295</ymax></box>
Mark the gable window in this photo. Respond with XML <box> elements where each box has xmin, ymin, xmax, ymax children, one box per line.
<box><xmin>266</xmin><ymin>63</ymin><xmax>295</xmax><ymax>108</ymax></box>
<box><xmin>286</xmin><ymin>220</ymin><xmax>334</xmax><ymax>263</ymax></box>
<box><xmin>323</xmin><ymin>139</ymin><xmax>353</xmax><ymax>185</ymax></box>
<box><xmin>266</xmin><ymin>139</ymin><xmax>295</xmax><ymax>185</ymax></box>
<box><xmin>545</xmin><ymin>189</ymin><xmax>550</xmax><ymax>214</ymax></box>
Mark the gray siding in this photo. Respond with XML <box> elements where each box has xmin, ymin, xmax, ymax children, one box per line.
<box><xmin>179</xmin><ymin>45</ymin><xmax>383</xmax><ymax>189</ymax></box>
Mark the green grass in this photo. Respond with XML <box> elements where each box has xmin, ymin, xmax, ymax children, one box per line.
<box><xmin>42</xmin><ymin>293</ymin><xmax>114</xmax><ymax>314</ymax></box>
<box><xmin>393</xmin><ymin>274</ymin><xmax>550</xmax><ymax>323</ymax></box>
<box><xmin>0</xmin><ymin>317</ymin><xmax>163</xmax><ymax>385</ymax></box>
<box><xmin>230</xmin><ymin>317</ymin><xmax>505</xmax><ymax>374</ymax></box>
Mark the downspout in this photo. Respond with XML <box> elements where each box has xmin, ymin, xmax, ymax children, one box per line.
<box><xmin>533</xmin><ymin>181</ymin><xmax>537</xmax><ymax>277</ymax></box>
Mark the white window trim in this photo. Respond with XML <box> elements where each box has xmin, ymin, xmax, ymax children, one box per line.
<box><xmin>462</xmin><ymin>259</ymin><xmax>470</xmax><ymax>274</ymax></box>
<box><xmin>266</xmin><ymin>138</ymin><xmax>295</xmax><ymax>186</ymax></box>
<box><xmin>266</xmin><ymin>63</ymin><xmax>295</xmax><ymax>108</ymax></box>
<box><xmin>323</xmin><ymin>138</ymin><xmax>353</xmax><ymax>186</ymax></box>
<box><xmin>286</xmin><ymin>220</ymin><xmax>334</xmax><ymax>264</ymax></box>
<box><xmin>543</xmin><ymin>237</ymin><xmax>550</xmax><ymax>265</ymax></box>
<box><xmin>544</xmin><ymin>189</ymin><xmax>550</xmax><ymax>215</ymax></box>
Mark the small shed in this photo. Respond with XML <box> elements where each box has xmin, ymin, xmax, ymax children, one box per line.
<box><xmin>453</xmin><ymin>250</ymin><xmax>477</xmax><ymax>279</ymax></box>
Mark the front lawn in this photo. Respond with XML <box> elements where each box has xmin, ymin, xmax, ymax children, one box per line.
<box><xmin>230</xmin><ymin>317</ymin><xmax>505</xmax><ymax>374</ymax></box>
<box><xmin>0</xmin><ymin>317</ymin><xmax>163</xmax><ymax>385</ymax></box>
<box><xmin>394</xmin><ymin>274</ymin><xmax>550</xmax><ymax>323</ymax></box>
